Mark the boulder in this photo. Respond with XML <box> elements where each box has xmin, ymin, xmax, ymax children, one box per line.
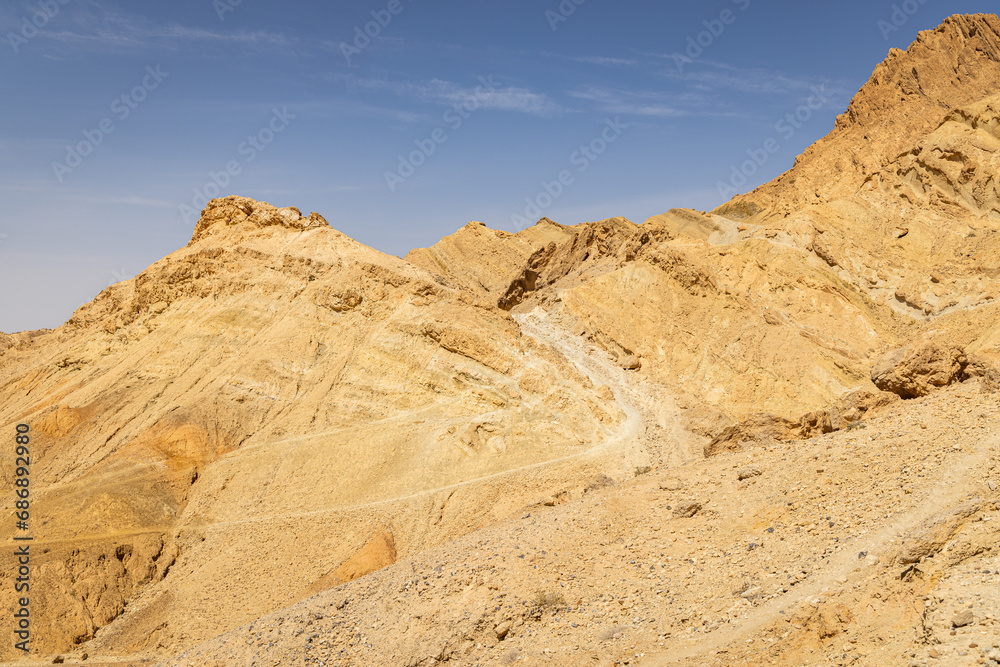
<box><xmin>871</xmin><ymin>341</ymin><xmax>967</xmax><ymax>398</ymax></box>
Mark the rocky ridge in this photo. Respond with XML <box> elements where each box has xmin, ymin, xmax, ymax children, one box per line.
<box><xmin>721</xmin><ymin>13</ymin><xmax>1000</xmax><ymax>221</ymax></box>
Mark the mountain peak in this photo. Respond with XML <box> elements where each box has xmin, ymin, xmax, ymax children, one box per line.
<box><xmin>836</xmin><ymin>13</ymin><xmax>1000</xmax><ymax>133</ymax></box>
<box><xmin>720</xmin><ymin>13</ymin><xmax>1000</xmax><ymax>221</ymax></box>
<box><xmin>189</xmin><ymin>196</ymin><xmax>330</xmax><ymax>245</ymax></box>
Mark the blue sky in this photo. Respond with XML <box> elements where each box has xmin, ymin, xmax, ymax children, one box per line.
<box><xmin>1</xmin><ymin>0</ymin><xmax>996</xmax><ymax>331</ymax></box>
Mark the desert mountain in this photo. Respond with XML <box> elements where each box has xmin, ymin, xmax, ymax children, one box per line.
<box><xmin>0</xmin><ymin>12</ymin><xmax>999</xmax><ymax>667</ymax></box>
<box><xmin>408</xmin><ymin>15</ymin><xmax>1000</xmax><ymax>432</ymax></box>
<box><xmin>0</xmin><ymin>197</ymin><xmax>638</xmax><ymax>657</ymax></box>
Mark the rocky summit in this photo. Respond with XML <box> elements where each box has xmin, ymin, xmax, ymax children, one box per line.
<box><xmin>2</xmin><ymin>13</ymin><xmax>1000</xmax><ymax>667</ymax></box>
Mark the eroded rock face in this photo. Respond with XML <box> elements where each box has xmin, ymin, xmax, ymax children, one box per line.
<box><xmin>722</xmin><ymin>13</ymin><xmax>1000</xmax><ymax>222</ymax></box>
<box><xmin>872</xmin><ymin>341</ymin><xmax>968</xmax><ymax>398</ymax></box>
<box><xmin>496</xmin><ymin>217</ymin><xmax>636</xmax><ymax>310</ymax></box>
<box><xmin>189</xmin><ymin>196</ymin><xmax>330</xmax><ymax>244</ymax></box>
<box><xmin>705</xmin><ymin>388</ymin><xmax>902</xmax><ymax>455</ymax></box>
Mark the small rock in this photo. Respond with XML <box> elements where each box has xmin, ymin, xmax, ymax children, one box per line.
<box><xmin>618</xmin><ymin>355</ymin><xmax>641</xmax><ymax>371</ymax></box>
<box><xmin>495</xmin><ymin>621</ymin><xmax>513</xmax><ymax>640</ymax></box>
<box><xmin>52</xmin><ymin>658</ymin><xmax>64</xmax><ymax>665</ymax></box>
<box><xmin>737</xmin><ymin>465</ymin><xmax>762</xmax><ymax>481</ymax></box>
<box><xmin>988</xmin><ymin>480</ymin><xmax>998</xmax><ymax>493</ymax></box>
<box><xmin>659</xmin><ymin>478</ymin><xmax>683</xmax><ymax>491</ymax></box>
<box><xmin>928</xmin><ymin>648</ymin><xmax>941</xmax><ymax>659</ymax></box>
<box><xmin>673</xmin><ymin>501</ymin><xmax>702</xmax><ymax>519</ymax></box>
<box><xmin>952</xmin><ymin>610</ymin><xmax>974</xmax><ymax>628</ymax></box>
<box><xmin>740</xmin><ymin>586</ymin><xmax>762</xmax><ymax>599</ymax></box>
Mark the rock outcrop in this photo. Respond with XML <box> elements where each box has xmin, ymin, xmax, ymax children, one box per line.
<box><xmin>723</xmin><ymin>13</ymin><xmax>1000</xmax><ymax>221</ymax></box>
<box><xmin>872</xmin><ymin>341</ymin><xmax>968</xmax><ymax>398</ymax></box>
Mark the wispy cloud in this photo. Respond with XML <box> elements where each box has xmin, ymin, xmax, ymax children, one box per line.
<box><xmin>574</xmin><ymin>55</ymin><xmax>638</xmax><ymax>67</ymax></box>
<box><xmin>650</xmin><ymin>56</ymin><xmax>850</xmax><ymax>100</ymax></box>
<box><xmin>21</xmin><ymin>4</ymin><xmax>296</xmax><ymax>54</ymax></box>
<box><xmin>567</xmin><ymin>85</ymin><xmax>688</xmax><ymax>118</ymax></box>
<box><xmin>444</xmin><ymin>85</ymin><xmax>563</xmax><ymax>116</ymax></box>
<box><xmin>533</xmin><ymin>49</ymin><xmax>849</xmax><ymax>119</ymax></box>
<box><xmin>332</xmin><ymin>74</ymin><xmax>565</xmax><ymax>117</ymax></box>
<box><xmin>541</xmin><ymin>52</ymin><xmax>639</xmax><ymax>67</ymax></box>
<box><xmin>294</xmin><ymin>98</ymin><xmax>430</xmax><ymax>124</ymax></box>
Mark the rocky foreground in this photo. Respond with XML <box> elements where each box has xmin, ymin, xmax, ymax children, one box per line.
<box><xmin>164</xmin><ymin>376</ymin><xmax>999</xmax><ymax>667</ymax></box>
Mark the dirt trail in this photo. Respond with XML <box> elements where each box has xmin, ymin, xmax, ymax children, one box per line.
<box><xmin>514</xmin><ymin>306</ymin><xmax>702</xmax><ymax>472</ymax></box>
